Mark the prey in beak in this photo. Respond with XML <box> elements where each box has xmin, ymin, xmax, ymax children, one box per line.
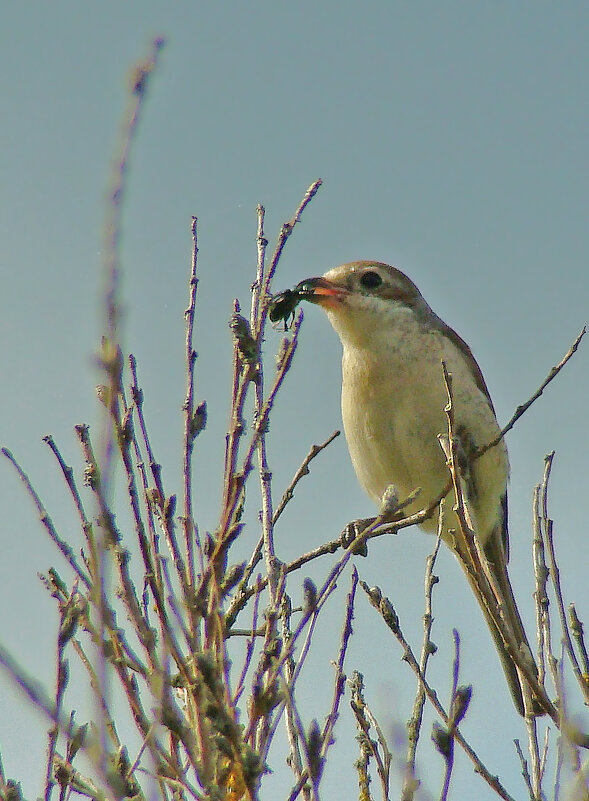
<box><xmin>269</xmin><ymin>277</ymin><xmax>345</xmax><ymax>328</ymax></box>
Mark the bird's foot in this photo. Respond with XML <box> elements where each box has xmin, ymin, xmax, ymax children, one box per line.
<box><xmin>340</xmin><ymin>517</ymin><xmax>375</xmax><ymax>556</ymax></box>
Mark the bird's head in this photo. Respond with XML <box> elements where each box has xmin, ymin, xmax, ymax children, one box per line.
<box><xmin>297</xmin><ymin>261</ymin><xmax>430</xmax><ymax>345</ymax></box>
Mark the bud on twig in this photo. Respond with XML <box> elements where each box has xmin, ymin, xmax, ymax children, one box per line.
<box><xmin>302</xmin><ymin>578</ymin><xmax>318</xmax><ymax>613</ymax></box>
<box><xmin>190</xmin><ymin>400</ymin><xmax>207</xmax><ymax>438</ymax></box>
<box><xmin>230</xmin><ymin>314</ymin><xmax>258</xmax><ymax>364</ymax></box>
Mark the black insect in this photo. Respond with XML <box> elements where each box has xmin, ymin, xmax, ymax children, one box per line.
<box><xmin>269</xmin><ymin>289</ymin><xmax>301</xmax><ymax>326</ymax></box>
<box><xmin>268</xmin><ymin>282</ymin><xmax>316</xmax><ymax>329</ymax></box>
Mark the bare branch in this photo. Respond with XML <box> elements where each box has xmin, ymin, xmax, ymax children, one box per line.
<box><xmin>540</xmin><ymin>453</ymin><xmax>589</xmax><ymax>708</ymax></box>
<box><xmin>402</xmin><ymin>525</ymin><xmax>442</xmax><ymax>801</ymax></box>
<box><xmin>477</xmin><ymin>327</ymin><xmax>586</xmax><ymax>458</ymax></box>
<box><xmin>2</xmin><ymin>448</ymin><xmax>90</xmax><ymax>588</ymax></box>
<box><xmin>182</xmin><ymin>216</ymin><xmax>203</xmax><ymax>587</ymax></box>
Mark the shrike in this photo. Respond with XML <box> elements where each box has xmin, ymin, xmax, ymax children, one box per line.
<box><xmin>296</xmin><ymin>260</ymin><xmax>538</xmax><ymax>716</ymax></box>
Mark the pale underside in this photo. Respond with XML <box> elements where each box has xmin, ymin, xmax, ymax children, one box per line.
<box><xmin>328</xmin><ymin>299</ymin><xmax>508</xmax><ymax>546</ymax></box>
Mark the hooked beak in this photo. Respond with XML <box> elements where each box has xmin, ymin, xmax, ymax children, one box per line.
<box><xmin>295</xmin><ymin>277</ymin><xmax>347</xmax><ymax>308</ymax></box>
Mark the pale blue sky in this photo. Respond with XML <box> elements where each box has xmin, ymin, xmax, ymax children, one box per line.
<box><xmin>1</xmin><ymin>4</ymin><xmax>589</xmax><ymax>799</ymax></box>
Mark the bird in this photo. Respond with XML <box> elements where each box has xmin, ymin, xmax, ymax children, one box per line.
<box><xmin>296</xmin><ymin>260</ymin><xmax>542</xmax><ymax>716</ymax></box>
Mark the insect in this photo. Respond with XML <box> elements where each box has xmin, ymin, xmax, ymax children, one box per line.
<box><xmin>268</xmin><ymin>282</ymin><xmax>315</xmax><ymax>329</ymax></box>
<box><xmin>268</xmin><ymin>289</ymin><xmax>301</xmax><ymax>327</ymax></box>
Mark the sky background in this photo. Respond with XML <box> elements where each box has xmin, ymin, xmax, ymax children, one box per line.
<box><xmin>2</xmin><ymin>3</ymin><xmax>589</xmax><ymax>799</ymax></box>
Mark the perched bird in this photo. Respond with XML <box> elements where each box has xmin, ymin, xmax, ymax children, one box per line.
<box><xmin>297</xmin><ymin>260</ymin><xmax>540</xmax><ymax>716</ymax></box>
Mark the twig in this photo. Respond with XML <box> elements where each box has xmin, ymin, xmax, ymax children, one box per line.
<box><xmin>251</xmin><ymin>204</ymin><xmax>268</xmax><ymax>327</ymax></box>
<box><xmin>70</xmin><ymin>617</ymin><xmax>175</xmax><ymax>779</ymax></box>
<box><xmin>281</xmin><ymin>594</ymin><xmax>306</xmax><ymax>795</ymax></box>
<box><xmin>182</xmin><ymin>216</ymin><xmax>202</xmax><ymax>587</ymax></box>
<box><xmin>433</xmin><ymin>630</ymin><xmax>469</xmax><ymax>801</ymax></box>
<box><xmin>524</xmin><ymin>715</ymin><xmax>543</xmax><ymax>801</ymax></box>
<box><xmin>349</xmin><ymin>671</ymin><xmax>391</xmax><ymax>801</ymax></box>
<box><xmin>213</xmin><ymin>316</ymin><xmax>303</xmax><ymax>603</ymax></box>
<box><xmin>225</xmin><ymin>430</ymin><xmax>341</xmax><ymax>628</ymax></box>
<box><xmin>42</xmin><ymin>436</ymin><xmax>93</xmax><ymax>580</ymax></box>
<box><xmin>273</xmin><ymin>431</ymin><xmax>341</xmax><ymax>526</ymax></box>
<box><xmin>568</xmin><ymin>605</ymin><xmax>589</xmax><ymax>680</ymax></box>
<box><xmin>74</xmin><ymin>425</ymin><xmax>161</xmax><ymax>670</ymax></box>
<box><xmin>44</xmin><ymin>629</ymin><xmax>71</xmax><ymax>801</ymax></box>
<box><xmin>282</xmin><ymin>688</ymin><xmax>321</xmax><ymax>801</ymax></box>
<box><xmin>283</xmin><ymin>572</ymin><xmax>358</xmax><ymax>799</ymax></box>
<box><xmin>476</xmin><ymin>327</ymin><xmax>586</xmax><ymax>458</ymax></box>
<box><xmin>402</xmin><ymin>525</ymin><xmax>442</xmax><ymax>801</ymax></box>
<box><xmin>254</xmin><ymin>525</ymin><xmax>364</xmax><ymax>762</ymax></box>
<box><xmin>258</xmin><ymin>180</ymin><xmax>322</xmax><ymax>335</ymax></box>
<box><xmin>540</xmin><ymin>453</ymin><xmax>589</xmax><ymax>708</ymax></box>
<box><xmin>256</xmin><ymin>574</ymin><xmax>339</xmax><ymax>759</ymax></box>
<box><xmin>98</xmin><ymin>38</ymin><xmax>165</xmax><ymax>774</ymax></box>
<box><xmin>513</xmin><ymin>739</ymin><xmax>535</xmax><ymax>801</ymax></box>
<box><xmin>321</xmin><ymin>569</ymin><xmax>358</xmax><ymax>759</ymax></box>
<box><xmin>252</xmin><ymin>205</ymin><xmax>280</xmax><ymax>600</ymax></box>
<box><xmin>232</xmin><ymin>579</ymin><xmax>263</xmax><ymax>706</ymax></box>
<box><xmin>359</xmin><ymin>581</ymin><xmax>517</xmax><ymax>801</ymax></box>
<box><xmin>219</xmin><ymin>181</ymin><xmax>322</xmax><ymax>548</ymax></box>
<box><xmin>226</xmin><ymin>498</ymin><xmax>443</xmax><ymax>633</ymax></box>
<box><xmin>128</xmin><ymin>354</ymin><xmax>165</xmax><ymax>501</ymax></box>
<box><xmin>1</xmin><ymin>448</ymin><xmax>90</xmax><ymax>587</ymax></box>
<box><xmin>103</xmin><ymin>37</ymin><xmax>165</xmax><ymax>355</ymax></box>
<box><xmin>127</xmin><ymin>355</ymin><xmax>163</xmax><ymax>590</ymax></box>
<box><xmin>532</xmin><ymin>484</ymin><xmax>550</xmax><ymax>689</ymax></box>
<box><xmin>0</xmin><ymin>645</ymin><xmax>124</xmax><ymax>798</ymax></box>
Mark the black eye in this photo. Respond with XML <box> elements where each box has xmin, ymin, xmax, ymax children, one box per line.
<box><xmin>359</xmin><ymin>270</ymin><xmax>383</xmax><ymax>290</ymax></box>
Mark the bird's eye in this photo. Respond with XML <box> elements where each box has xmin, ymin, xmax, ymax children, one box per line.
<box><xmin>359</xmin><ymin>270</ymin><xmax>383</xmax><ymax>290</ymax></box>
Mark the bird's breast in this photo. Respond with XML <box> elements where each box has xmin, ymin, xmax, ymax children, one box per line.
<box><xmin>338</xmin><ymin>321</ymin><xmax>508</xmax><ymax>541</ymax></box>
<box><xmin>341</xmin><ymin>333</ymin><xmax>447</xmax><ymax>506</ymax></box>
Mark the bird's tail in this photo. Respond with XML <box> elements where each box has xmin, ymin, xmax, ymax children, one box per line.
<box><xmin>460</xmin><ymin>529</ymin><xmax>544</xmax><ymax>717</ymax></box>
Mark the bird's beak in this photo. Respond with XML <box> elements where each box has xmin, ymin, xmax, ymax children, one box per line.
<box><xmin>295</xmin><ymin>277</ymin><xmax>347</xmax><ymax>309</ymax></box>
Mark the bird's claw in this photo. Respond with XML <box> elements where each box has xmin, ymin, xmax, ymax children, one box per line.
<box><xmin>340</xmin><ymin>517</ymin><xmax>375</xmax><ymax>556</ymax></box>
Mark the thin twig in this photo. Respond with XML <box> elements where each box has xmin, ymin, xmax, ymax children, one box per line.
<box><xmin>513</xmin><ymin>739</ymin><xmax>535</xmax><ymax>801</ymax></box>
<box><xmin>349</xmin><ymin>671</ymin><xmax>391</xmax><ymax>801</ymax></box>
<box><xmin>532</xmin><ymin>484</ymin><xmax>550</xmax><ymax>689</ymax></box>
<box><xmin>127</xmin><ymin>354</ymin><xmax>164</xmax><ymax>590</ymax></box>
<box><xmin>44</xmin><ymin>633</ymin><xmax>70</xmax><ymax>801</ymax></box>
<box><xmin>281</xmin><ymin>594</ymin><xmax>306</xmax><ymax>794</ymax></box>
<box><xmin>182</xmin><ymin>216</ymin><xmax>202</xmax><ymax>587</ymax></box>
<box><xmin>569</xmin><ymin>605</ymin><xmax>589</xmax><ymax>680</ymax></box>
<box><xmin>1</xmin><ymin>448</ymin><xmax>91</xmax><ymax>587</ymax></box>
<box><xmin>258</xmin><ymin>180</ymin><xmax>322</xmax><ymax>336</ymax></box>
<box><xmin>359</xmin><ymin>581</ymin><xmax>517</xmax><ymax>801</ymax></box>
<box><xmin>0</xmin><ymin>645</ymin><xmax>128</xmax><ymax>798</ymax></box>
<box><xmin>437</xmin><ymin>630</ymin><xmax>465</xmax><ymax>801</ymax></box>
<box><xmin>476</xmin><ymin>327</ymin><xmax>586</xmax><ymax>457</ymax></box>
<box><xmin>282</xmin><ymin>572</ymin><xmax>358</xmax><ymax>799</ymax></box>
<box><xmin>225</xmin><ymin>430</ymin><xmax>341</xmax><ymax>628</ymax></box>
<box><xmin>252</xmin><ymin>206</ymin><xmax>281</xmax><ymax>601</ymax></box>
<box><xmin>232</xmin><ymin>579</ymin><xmax>263</xmax><ymax>706</ymax></box>
<box><xmin>541</xmin><ymin>453</ymin><xmax>589</xmax><ymax>707</ymax></box>
<box><xmin>321</xmin><ymin>569</ymin><xmax>358</xmax><ymax>759</ymax></box>
<box><xmin>402</xmin><ymin>525</ymin><xmax>442</xmax><ymax>801</ymax></box>
<box><xmin>273</xmin><ymin>431</ymin><xmax>341</xmax><ymax>526</ymax></box>
<box><xmin>524</xmin><ymin>715</ymin><xmax>543</xmax><ymax>801</ymax></box>
<box><xmin>98</xmin><ymin>38</ymin><xmax>165</xmax><ymax>774</ymax></box>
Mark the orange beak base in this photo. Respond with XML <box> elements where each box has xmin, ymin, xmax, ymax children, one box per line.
<box><xmin>295</xmin><ymin>277</ymin><xmax>346</xmax><ymax>309</ymax></box>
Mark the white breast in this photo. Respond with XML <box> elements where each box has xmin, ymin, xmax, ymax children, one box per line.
<box><xmin>328</xmin><ymin>303</ymin><xmax>508</xmax><ymax>544</ymax></box>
